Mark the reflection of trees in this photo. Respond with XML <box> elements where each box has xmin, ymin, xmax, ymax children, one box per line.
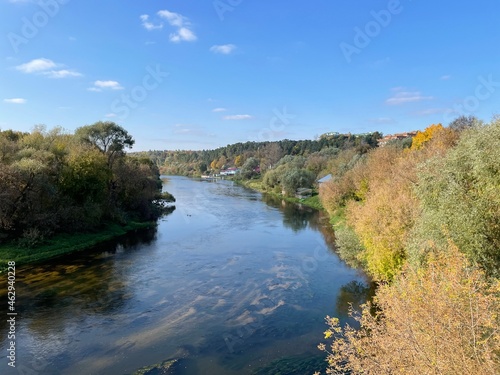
<box><xmin>336</xmin><ymin>280</ymin><xmax>376</xmax><ymax>319</ymax></box>
<box><xmin>262</xmin><ymin>194</ymin><xmax>316</xmax><ymax>232</ymax></box>
<box><xmin>0</xmin><ymin>226</ymin><xmax>158</xmax><ymax>344</ymax></box>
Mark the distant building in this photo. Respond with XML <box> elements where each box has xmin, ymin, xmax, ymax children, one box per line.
<box><xmin>321</xmin><ymin>131</ymin><xmax>375</xmax><ymax>139</ymax></box>
<box><xmin>295</xmin><ymin>188</ymin><xmax>313</xmax><ymax>199</ymax></box>
<box><xmin>322</xmin><ymin>132</ymin><xmax>340</xmax><ymax>137</ymax></box>
<box><xmin>317</xmin><ymin>174</ymin><xmax>332</xmax><ymax>184</ymax></box>
<box><xmin>377</xmin><ymin>131</ymin><xmax>418</xmax><ymax>147</ymax></box>
<box><xmin>220</xmin><ymin>167</ymin><xmax>239</xmax><ymax>176</ymax></box>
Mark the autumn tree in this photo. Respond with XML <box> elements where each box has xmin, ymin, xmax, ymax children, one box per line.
<box><xmin>234</xmin><ymin>155</ymin><xmax>243</xmax><ymax>167</ymax></box>
<box><xmin>258</xmin><ymin>143</ymin><xmax>283</xmax><ymax>173</ymax></box>
<box><xmin>318</xmin><ymin>244</ymin><xmax>500</xmax><ymax>375</ymax></box>
<box><xmin>216</xmin><ymin>155</ymin><xmax>227</xmax><ymax>170</ymax></box>
<box><xmin>410</xmin><ymin>123</ymin><xmax>444</xmax><ymax>150</ymax></box>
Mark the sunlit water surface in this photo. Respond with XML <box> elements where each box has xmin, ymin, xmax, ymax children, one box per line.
<box><xmin>0</xmin><ymin>176</ymin><xmax>372</xmax><ymax>375</ymax></box>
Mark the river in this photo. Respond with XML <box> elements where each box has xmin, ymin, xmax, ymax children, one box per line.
<box><xmin>0</xmin><ymin>176</ymin><xmax>372</xmax><ymax>375</ymax></box>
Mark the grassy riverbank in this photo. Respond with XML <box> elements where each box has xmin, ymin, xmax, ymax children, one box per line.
<box><xmin>238</xmin><ymin>178</ymin><xmax>324</xmax><ymax>211</ymax></box>
<box><xmin>0</xmin><ymin>221</ymin><xmax>155</xmax><ymax>272</ymax></box>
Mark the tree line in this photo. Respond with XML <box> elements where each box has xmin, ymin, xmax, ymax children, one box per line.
<box><xmin>137</xmin><ymin>132</ymin><xmax>382</xmax><ymax>177</ymax></box>
<box><xmin>0</xmin><ymin>121</ymin><xmax>173</xmax><ymax>247</ymax></box>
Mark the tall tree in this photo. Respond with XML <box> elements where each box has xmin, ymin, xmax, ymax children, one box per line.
<box><xmin>75</xmin><ymin>121</ymin><xmax>134</xmax><ymax>167</ymax></box>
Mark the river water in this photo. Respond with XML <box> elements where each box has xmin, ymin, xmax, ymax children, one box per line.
<box><xmin>0</xmin><ymin>176</ymin><xmax>372</xmax><ymax>375</ymax></box>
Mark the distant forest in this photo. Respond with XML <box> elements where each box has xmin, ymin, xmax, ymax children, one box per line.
<box><xmin>136</xmin><ymin>132</ymin><xmax>382</xmax><ymax>176</ymax></box>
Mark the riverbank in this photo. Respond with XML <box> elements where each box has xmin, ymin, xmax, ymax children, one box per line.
<box><xmin>237</xmin><ymin>178</ymin><xmax>324</xmax><ymax>211</ymax></box>
<box><xmin>0</xmin><ymin>221</ymin><xmax>156</xmax><ymax>272</ymax></box>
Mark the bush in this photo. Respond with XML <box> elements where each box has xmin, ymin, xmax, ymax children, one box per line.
<box><xmin>318</xmin><ymin>244</ymin><xmax>500</xmax><ymax>375</ymax></box>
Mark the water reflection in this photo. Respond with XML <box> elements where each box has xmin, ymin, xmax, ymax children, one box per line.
<box><xmin>0</xmin><ymin>226</ymin><xmax>158</xmax><ymax>346</ymax></box>
<box><xmin>261</xmin><ymin>195</ymin><xmax>316</xmax><ymax>232</ymax></box>
<box><xmin>336</xmin><ymin>280</ymin><xmax>377</xmax><ymax>317</ymax></box>
<box><xmin>0</xmin><ymin>178</ymin><xmax>370</xmax><ymax>375</ymax></box>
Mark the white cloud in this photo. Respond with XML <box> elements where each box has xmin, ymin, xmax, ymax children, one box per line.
<box><xmin>158</xmin><ymin>10</ymin><xmax>186</xmax><ymax>27</ymax></box>
<box><xmin>212</xmin><ymin>108</ymin><xmax>227</xmax><ymax>112</ymax></box>
<box><xmin>140</xmin><ymin>14</ymin><xmax>163</xmax><ymax>31</ymax></box>
<box><xmin>88</xmin><ymin>80</ymin><xmax>124</xmax><ymax>92</ymax></box>
<box><xmin>4</xmin><ymin>98</ymin><xmax>26</xmax><ymax>104</ymax></box>
<box><xmin>16</xmin><ymin>58</ymin><xmax>57</xmax><ymax>73</ymax></box>
<box><xmin>440</xmin><ymin>75</ymin><xmax>452</xmax><ymax>80</ymax></box>
<box><xmin>210</xmin><ymin>44</ymin><xmax>236</xmax><ymax>55</ymax></box>
<box><xmin>170</xmin><ymin>27</ymin><xmax>197</xmax><ymax>43</ymax></box>
<box><xmin>223</xmin><ymin>114</ymin><xmax>253</xmax><ymax>120</ymax></box>
<box><xmin>15</xmin><ymin>58</ymin><xmax>82</xmax><ymax>78</ymax></box>
<box><xmin>44</xmin><ymin>69</ymin><xmax>83</xmax><ymax>79</ymax></box>
<box><xmin>413</xmin><ymin>108</ymin><xmax>451</xmax><ymax>116</ymax></box>
<box><xmin>156</xmin><ymin>9</ymin><xmax>197</xmax><ymax>43</ymax></box>
<box><xmin>105</xmin><ymin>113</ymin><xmax>117</xmax><ymax>118</ymax></box>
<box><xmin>385</xmin><ymin>89</ymin><xmax>433</xmax><ymax>105</ymax></box>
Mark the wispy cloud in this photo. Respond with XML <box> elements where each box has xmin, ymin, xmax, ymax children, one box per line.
<box><xmin>15</xmin><ymin>58</ymin><xmax>82</xmax><ymax>78</ymax></box>
<box><xmin>88</xmin><ymin>80</ymin><xmax>124</xmax><ymax>92</ymax></box>
<box><xmin>173</xmin><ymin>124</ymin><xmax>215</xmax><ymax>138</ymax></box>
<box><xmin>210</xmin><ymin>44</ymin><xmax>236</xmax><ymax>55</ymax></box>
<box><xmin>385</xmin><ymin>88</ymin><xmax>433</xmax><ymax>105</ymax></box>
<box><xmin>412</xmin><ymin>108</ymin><xmax>451</xmax><ymax>116</ymax></box>
<box><xmin>44</xmin><ymin>69</ymin><xmax>82</xmax><ymax>79</ymax></box>
<box><xmin>440</xmin><ymin>75</ymin><xmax>452</xmax><ymax>80</ymax></box>
<box><xmin>223</xmin><ymin>114</ymin><xmax>253</xmax><ymax>120</ymax></box>
<box><xmin>140</xmin><ymin>14</ymin><xmax>163</xmax><ymax>31</ymax></box>
<box><xmin>104</xmin><ymin>113</ymin><xmax>117</xmax><ymax>118</ymax></box>
<box><xmin>4</xmin><ymin>98</ymin><xmax>26</xmax><ymax>104</ymax></box>
<box><xmin>212</xmin><ymin>107</ymin><xmax>227</xmax><ymax>112</ymax></box>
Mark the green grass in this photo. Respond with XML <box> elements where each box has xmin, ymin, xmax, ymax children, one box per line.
<box><xmin>0</xmin><ymin>221</ymin><xmax>155</xmax><ymax>272</ymax></box>
<box><xmin>329</xmin><ymin>206</ymin><xmax>347</xmax><ymax>228</ymax></box>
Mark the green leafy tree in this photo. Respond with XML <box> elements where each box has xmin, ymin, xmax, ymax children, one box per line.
<box><xmin>75</xmin><ymin>121</ymin><xmax>134</xmax><ymax>167</ymax></box>
<box><xmin>240</xmin><ymin>157</ymin><xmax>259</xmax><ymax>179</ymax></box>
<box><xmin>281</xmin><ymin>168</ymin><xmax>315</xmax><ymax>196</ymax></box>
<box><xmin>410</xmin><ymin>120</ymin><xmax>500</xmax><ymax>276</ymax></box>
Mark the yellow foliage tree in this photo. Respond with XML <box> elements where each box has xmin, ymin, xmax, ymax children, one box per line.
<box><xmin>346</xmin><ymin>146</ymin><xmax>419</xmax><ymax>281</ymax></box>
<box><xmin>216</xmin><ymin>155</ymin><xmax>227</xmax><ymax>170</ymax></box>
<box><xmin>234</xmin><ymin>155</ymin><xmax>243</xmax><ymax>167</ymax></box>
<box><xmin>411</xmin><ymin>123</ymin><xmax>444</xmax><ymax>150</ymax></box>
<box><xmin>318</xmin><ymin>243</ymin><xmax>500</xmax><ymax>375</ymax></box>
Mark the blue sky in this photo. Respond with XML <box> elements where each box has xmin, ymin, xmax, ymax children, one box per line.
<box><xmin>1</xmin><ymin>0</ymin><xmax>500</xmax><ymax>151</ymax></box>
